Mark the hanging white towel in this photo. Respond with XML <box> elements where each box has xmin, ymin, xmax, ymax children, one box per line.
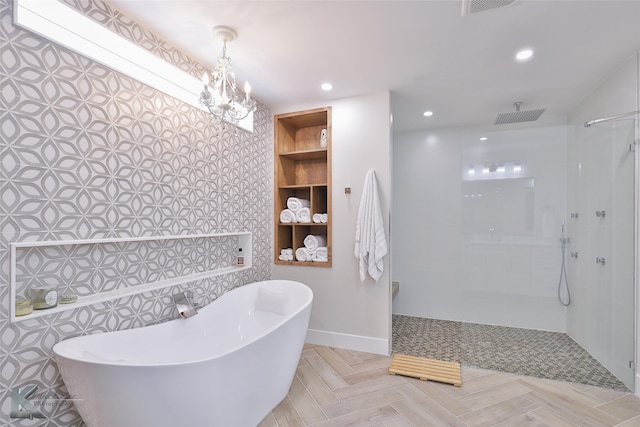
<box><xmin>354</xmin><ymin>170</ymin><xmax>387</xmax><ymax>282</ymax></box>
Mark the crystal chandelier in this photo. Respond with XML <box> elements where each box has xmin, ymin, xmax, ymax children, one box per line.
<box><xmin>199</xmin><ymin>26</ymin><xmax>256</xmax><ymax>124</ymax></box>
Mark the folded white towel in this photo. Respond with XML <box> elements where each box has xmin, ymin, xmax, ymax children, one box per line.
<box><xmin>314</xmin><ymin>246</ymin><xmax>328</xmax><ymax>257</ymax></box>
<box><xmin>295</xmin><ymin>207</ymin><xmax>311</xmax><ymax>223</ymax></box>
<box><xmin>279</xmin><ymin>248</ymin><xmax>293</xmax><ymax>261</ymax></box>
<box><xmin>287</xmin><ymin>197</ymin><xmax>309</xmax><ymax>212</ymax></box>
<box><xmin>312</xmin><ymin>247</ymin><xmax>328</xmax><ymax>262</ymax></box>
<box><xmin>303</xmin><ymin>234</ymin><xmax>327</xmax><ymax>251</ymax></box>
<box><xmin>295</xmin><ymin>247</ymin><xmax>312</xmax><ymax>262</ymax></box>
<box><xmin>280</xmin><ymin>209</ymin><xmax>297</xmax><ymax>224</ymax></box>
<box><xmin>312</xmin><ymin>213</ymin><xmax>328</xmax><ymax>223</ymax></box>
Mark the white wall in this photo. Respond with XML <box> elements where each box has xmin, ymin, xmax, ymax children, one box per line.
<box><xmin>566</xmin><ymin>51</ymin><xmax>638</xmax><ymax>391</ymax></box>
<box><xmin>272</xmin><ymin>91</ymin><xmax>392</xmax><ymax>355</ymax></box>
<box><xmin>392</xmin><ymin>125</ymin><xmax>568</xmax><ymax>332</ymax></box>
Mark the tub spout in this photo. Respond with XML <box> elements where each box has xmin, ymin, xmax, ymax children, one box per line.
<box><xmin>173</xmin><ymin>292</ymin><xmax>198</xmax><ymax>319</ymax></box>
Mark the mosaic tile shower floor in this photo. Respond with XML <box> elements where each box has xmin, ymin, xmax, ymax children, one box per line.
<box><xmin>392</xmin><ymin>315</ymin><xmax>629</xmax><ymax>391</ymax></box>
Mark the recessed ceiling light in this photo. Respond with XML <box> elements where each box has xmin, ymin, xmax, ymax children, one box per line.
<box><xmin>480</xmin><ymin>137</ymin><xmax>488</xmax><ymax>141</ymax></box>
<box><xmin>321</xmin><ymin>82</ymin><xmax>333</xmax><ymax>91</ymax></box>
<box><xmin>516</xmin><ymin>49</ymin><xmax>533</xmax><ymax>61</ymax></box>
<box><xmin>423</xmin><ymin>110</ymin><xmax>433</xmax><ymax>117</ymax></box>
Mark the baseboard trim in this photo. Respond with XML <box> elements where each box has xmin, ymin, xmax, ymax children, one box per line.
<box><xmin>305</xmin><ymin>328</ymin><xmax>389</xmax><ymax>355</ymax></box>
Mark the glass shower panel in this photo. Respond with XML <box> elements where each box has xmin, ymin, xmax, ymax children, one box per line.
<box><xmin>568</xmin><ymin>119</ymin><xmax>635</xmax><ymax>390</ymax></box>
<box><xmin>460</xmin><ymin>126</ymin><xmax>567</xmax><ymax>331</ymax></box>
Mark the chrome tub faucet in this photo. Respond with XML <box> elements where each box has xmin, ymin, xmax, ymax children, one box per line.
<box><xmin>173</xmin><ymin>291</ymin><xmax>198</xmax><ymax>319</ymax></box>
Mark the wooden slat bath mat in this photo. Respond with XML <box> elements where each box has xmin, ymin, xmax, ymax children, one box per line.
<box><xmin>389</xmin><ymin>354</ymin><xmax>462</xmax><ymax>387</ymax></box>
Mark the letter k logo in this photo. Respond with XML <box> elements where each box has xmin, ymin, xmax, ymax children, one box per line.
<box><xmin>10</xmin><ymin>385</ymin><xmax>45</xmax><ymax>419</ymax></box>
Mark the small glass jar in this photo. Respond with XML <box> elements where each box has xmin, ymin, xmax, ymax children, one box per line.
<box><xmin>60</xmin><ymin>290</ymin><xmax>78</xmax><ymax>304</ymax></box>
<box><xmin>30</xmin><ymin>286</ymin><xmax>59</xmax><ymax>310</ymax></box>
<box><xmin>15</xmin><ymin>298</ymin><xmax>33</xmax><ymax>316</ymax></box>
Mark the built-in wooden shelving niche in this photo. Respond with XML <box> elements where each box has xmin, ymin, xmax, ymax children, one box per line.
<box><xmin>274</xmin><ymin>107</ymin><xmax>332</xmax><ymax>267</ymax></box>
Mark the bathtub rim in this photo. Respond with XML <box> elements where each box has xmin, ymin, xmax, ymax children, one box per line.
<box><xmin>52</xmin><ymin>279</ymin><xmax>313</xmax><ymax>367</ymax></box>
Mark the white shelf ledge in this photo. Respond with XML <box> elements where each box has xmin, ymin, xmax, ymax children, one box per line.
<box><xmin>10</xmin><ymin>232</ymin><xmax>252</xmax><ymax>323</ymax></box>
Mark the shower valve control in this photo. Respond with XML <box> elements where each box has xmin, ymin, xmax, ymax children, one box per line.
<box><xmin>595</xmin><ymin>210</ymin><xmax>606</xmax><ymax>218</ymax></box>
<box><xmin>596</xmin><ymin>257</ymin><xmax>606</xmax><ymax>265</ymax></box>
<box><xmin>570</xmin><ymin>212</ymin><xmax>579</xmax><ymax>219</ymax></box>
<box><xmin>570</xmin><ymin>252</ymin><xmax>578</xmax><ymax>258</ymax></box>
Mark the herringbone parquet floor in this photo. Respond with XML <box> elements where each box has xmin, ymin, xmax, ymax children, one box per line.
<box><xmin>259</xmin><ymin>344</ymin><xmax>640</xmax><ymax>427</ymax></box>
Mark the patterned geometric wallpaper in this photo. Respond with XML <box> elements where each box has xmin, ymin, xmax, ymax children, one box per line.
<box><xmin>0</xmin><ymin>0</ymin><xmax>272</xmax><ymax>424</ymax></box>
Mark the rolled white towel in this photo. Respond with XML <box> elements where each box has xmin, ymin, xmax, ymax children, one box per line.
<box><xmin>278</xmin><ymin>254</ymin><xmax>294</xmax><ymax>261</ymax></box>
<box><xmin>295</xmin><ymin>247</ymin><xmax>312</xmax><ymax>262</ymax></box>
<box><xmin>321</xmin><ymin>213</ymin><xmax>328</xmax><ymax>223</ymax></box>
<box><xmin>296</xmin><ymin>207</ymin><xmax>311</xmax><ymax>223</ymax></box>
<box><xmin>303</xmin><ymin>234</ymin><xmax>327</xmax><ymax>251</ymax></box>
<box><xmin>312</xmin><ymin>247</ymin><xmax>328</xmax><ymax>262</ymax></box>
<box><xmin>280</xmin><ymin>248</ymin><xmax>293</xmax><ymax>256</ymax></box>
<box><xmin>312</xmin><ymin>213</ymin><xmax>323</xmax><ymax>223</ymax></box>
<box><xmin>287</xmin><ymin>197</ymin><xmax>310</xmax><ymax>212</ymax></box>
<box><xmin>280</xmin><ymin>209</ymin><xmax>297</xmax><ymax>224</ymax></box>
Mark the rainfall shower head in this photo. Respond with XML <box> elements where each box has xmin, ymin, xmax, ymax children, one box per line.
<box><xmin>494</xmin><ymin>102</ymin><xmax>545</xmax><ymax>125</ymax></box>
<box><xmin>461</xmin><ymin>0</ymin><xmax>517</xmax><ymax>16</ymax></box>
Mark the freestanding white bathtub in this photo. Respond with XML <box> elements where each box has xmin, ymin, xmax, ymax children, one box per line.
<box><xmin>53</xmin><ymin>280</ymin><xmax>313</xmax><ymax>427</ymax></box>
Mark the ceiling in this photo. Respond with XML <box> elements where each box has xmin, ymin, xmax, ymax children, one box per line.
<box><xmin>106</xmin><ymin>0</ymin><xmax>640</xmax><ymax>133</ymax></box>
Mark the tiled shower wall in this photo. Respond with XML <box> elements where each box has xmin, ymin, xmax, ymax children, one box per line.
<box><xmin>0</xmin><ymin>0</ymin><xmax>272</xmax><ymax>425</ymax></box>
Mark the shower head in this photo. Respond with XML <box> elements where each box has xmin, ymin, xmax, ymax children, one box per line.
<box><xmin>461</xmin><ymin>0</ymin><xmax>517</xmax><ymax>16</ymax></box>
<box><xmin>494</xmin><ymin>102</ymin><xmax>545</xmax><ymax>125</ymax></box>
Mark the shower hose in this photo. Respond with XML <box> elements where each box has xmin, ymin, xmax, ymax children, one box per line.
<box><xmin>558</xmin><ymin>234</ymin><xmax>571</xmax><ymax>306</ymax></box>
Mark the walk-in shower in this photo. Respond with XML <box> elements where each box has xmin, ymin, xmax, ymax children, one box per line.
<box><xmin>393</xmin><ymin>100</ymin><xmax>637</xmax><ymax>394</ymax></box>
<box><xmin>392</xmin><ymin>49</ymin><xmax>639</xmax><ymax>390</ymax></box>
<box><xmin>392</xmin><ymin>117</ymin><xmax>636</xmax><ymax>389</ymax></box>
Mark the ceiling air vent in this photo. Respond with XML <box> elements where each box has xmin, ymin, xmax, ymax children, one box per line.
<box><xmin>462</xmin><ymin>0</ymin><xmax>517</xmax><ymax>16</ymax></box>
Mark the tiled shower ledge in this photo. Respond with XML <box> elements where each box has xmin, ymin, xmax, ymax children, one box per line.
<box><xmin>10</xmin><ymin>232</ymin><xmax>252</xmax><ymax>323</ymax></box>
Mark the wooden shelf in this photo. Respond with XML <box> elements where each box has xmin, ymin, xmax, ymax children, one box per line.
<box><xmin>279</xmin><ymin>148</ymin><xmax>327</xmax><ymax>161</ymax></box>
<box><xmin>279</xmin><ymin>183</ymin><xmax>328</xmax><ymax>189</ymax></box>
<box><xmin>274</xmin><ymin>107</ymin><xmax>331</xmax><ymax>267</ymax></box>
